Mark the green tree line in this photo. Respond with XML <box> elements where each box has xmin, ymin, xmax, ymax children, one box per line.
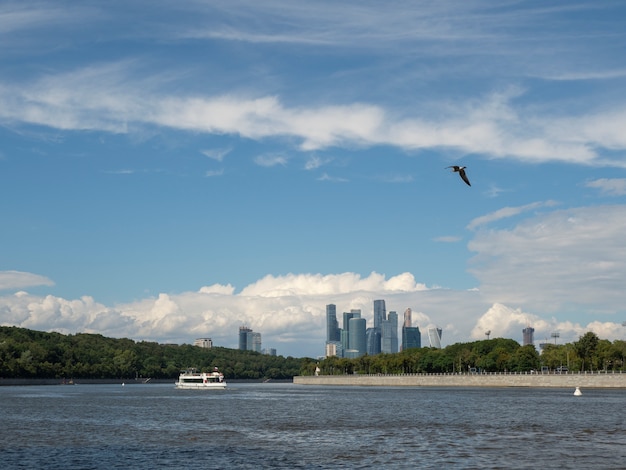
<box><xmin>0</xmin><ymin>326</ymin><xmax>308</xmax><ymax>380</ymax></box>
<box><xmin>4</xmin><ymin>327</ymin><xmax>624</xmax><ymax>380</ymax></box>
<box><xmin>303</xmin><ymin>333</ymin><xmax>626</xmax><ymax>376</ymax></box>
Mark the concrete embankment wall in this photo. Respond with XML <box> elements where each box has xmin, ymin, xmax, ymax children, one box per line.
<box><xmin>294</xmin><ymin>373</ymin><xmax>626</xmax><ymax>388</ymax></box>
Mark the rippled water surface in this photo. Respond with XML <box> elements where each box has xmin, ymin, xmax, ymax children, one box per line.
<box><xmin>1</xmin><ymin>383</ymin><xmax>624</xmax><ymax>469</ymax></box>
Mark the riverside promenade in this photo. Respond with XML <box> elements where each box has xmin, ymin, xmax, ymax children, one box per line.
<box><xmin>294</xmin><ymin>371</ymin><xmax>626</xmax><ymax>388</ymax></box>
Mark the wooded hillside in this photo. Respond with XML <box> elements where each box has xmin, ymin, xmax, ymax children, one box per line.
<box><xmin>0</xmin><ymin>326</ymin><xmax>312</xmax><ymax>380</ymax></box>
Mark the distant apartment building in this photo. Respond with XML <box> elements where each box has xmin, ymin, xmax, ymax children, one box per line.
<box><xmin>522</xmin><ymin>326</ymin><xmax>535</xmax><ymax>346</ymax></box>
<box><xmin>193</xmin><ymin>338</ymin><xmax>213</xmax><ymax>348</ymax></box>
<box><xmin>325</xmin><ymin>341</ymin><xmax>343</xmax><ymax>358</ymax></box>
<box><xmin>239</xmin><ymin>326</ymin><xmax>252</xmax><ymax>350</ymax></box>
<box><xmin>239</xmin><ymin>326</ymin><xmax>262</xmax><ymax>352</ymax></box>
<box><xmin>250</xmin><ymin>332</ymin><xmax>262</xmax><ymax>352</ymax></box>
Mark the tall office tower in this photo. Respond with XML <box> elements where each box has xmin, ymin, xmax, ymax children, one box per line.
<box><xmin>381</xmin><ymin>311</ymin><xmax>398</xmax><ymax>354</ymax></box>
<box><xmin>402</xmin><ymin>326</ymin><xmax>421</xmax><ymax>350</ymax></box>
<box><xmin>366</xmin><ymin>327</ymin><xmax>381</xmax><ymax>355</ymax></box>
<box><xmin>239</xmin><ymin>326</ymin><xmax>252</xmax><ymax>350</ymax></box>
<box><xmin>373</xmin><ymin>300</ymin><xmax>386</xmax><ymax>329</ymax></box>
<box><xmin>522</xmin><ymin>326</ymin><xmax>535</xmax><ymax>346</ymax></box>
<box><xmin>348</xmin><ymin>317</ymin><xmax>367</xmax><ymax>358</ymax></box>
<box><xmin>389</xmin><ymin>311</ymin><xmax>398</xmax><ymax>353</ymax></box>
<box><xmin>403</xmin><ymin>308</ymin><xmax>412</xmax><ymax>328</ymax></box>
<box><xmin>428</xmin><ymin>327</ymin><xmax>442</xmax><ymax>348</ymax></box>
<box><xmin>373</xmin><ymin>299</ymin><xmax>386</xmax><ymax>354</ymax></box>
<box><xmin>342</xmin><ymin>310</ymin><xmax>361</xmax><ymax>351</ymax></box>
<box><xmin>326</xmin><ymin>304</ymin><xmax>340</xmax><ymax>342</ymax></box>
<box><xmin>251</xmin><ymin>332</ymin><xmax>262</xmax><ymax>352</ymax></box>
<box><xmin>340</xmin><ymin>329</ymin><xmax>349</xmax><ymax>353</ymax></box>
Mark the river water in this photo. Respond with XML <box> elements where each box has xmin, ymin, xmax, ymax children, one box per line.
<box><xmin>1</xmin><ymin>382</ymin><xmax>624</xmax><ymax>469</ymax></box>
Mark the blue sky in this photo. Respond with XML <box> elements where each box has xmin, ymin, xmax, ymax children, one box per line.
<box><xmin>2</xmin><ymin>1</ymin><xmax>626</xmax><ymax>358</ymax></box>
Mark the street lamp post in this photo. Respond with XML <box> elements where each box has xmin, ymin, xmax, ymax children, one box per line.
<box><xmin>551</xmin><ymin>331</ymin><xmax>560</xmax><ymax>345</ymax></box>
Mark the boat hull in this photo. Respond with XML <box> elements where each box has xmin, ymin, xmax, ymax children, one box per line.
<box><xmin>174</xmin><ymin>382</ymin><xmax>227</xmax><ymax>390</ymax></box>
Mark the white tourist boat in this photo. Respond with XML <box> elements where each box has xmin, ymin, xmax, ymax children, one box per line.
<box><xmin>175</xmin><ymin>367</ymin><xmax>227</xmax><ymax>389</ymax></box>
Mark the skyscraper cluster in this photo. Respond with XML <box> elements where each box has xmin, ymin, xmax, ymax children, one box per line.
<box><xmin>325</xmin><ymin>300</ymin><xmax>438</xmax><ymax>358</ymax></box>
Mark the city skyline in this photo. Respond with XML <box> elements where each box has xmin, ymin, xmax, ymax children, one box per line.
<box><xmin>325</xmin><ymin>300</ymin><xmax>432</xmax><ymax>358</ymax></box>
<box><xmin>2</xmin><ymin>2</ymin><xmax>626</xmax><ymax>358</ymax></box>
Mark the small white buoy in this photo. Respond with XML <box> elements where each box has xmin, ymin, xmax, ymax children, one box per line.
<box><xmin>574</xmin><ymin>386</ymin><xmax>582</xmax><ymax>396</ymax></box>
<box><xmin>122</xmin><ymin>382</ymin><xmax>125</xmax><ymax>387</ymax></box>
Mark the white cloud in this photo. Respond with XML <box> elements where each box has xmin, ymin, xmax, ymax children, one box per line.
<box><xmin>585</xmin><ymin>178</ymin><xmax>626</xmax><ymax>196</ymax></box>
<box><xmin>467</xmin><ymin>200</ymin><xmax>559</xmax><ymax>230</ymax></box>
<box><xmin>201</xmin><ymin>147</ymin><xmax>231</xmax><ymax>162</ymax></box>
<box><xmin>0</xmin><ymin>2</ymin><xmax>96</xmax><ymax>36</ymax></box>
<box><xmin>468</xmin><ymin>205</ymin><xmax>626</xmax><ymax>313</ymax></box>
<box><xmin>198</xmin><ymin>284</ymin><xmax>236</xmax><ymax>295</ymax></box>
<box><xmin>304</xmin><ymin>155</ymin><xmax>331</xmax><ymax>170</ymax></box>
<box><xmin>254</xmin><ymin>153</ymin><xmax>288</xmax><ymax>167</ymax></box>
<box><xmin>0</xmin><ymin>271</ymin><xmax>54</xmax><ymax>290</ymax></box>
<box><xmin>434</xmin><ymin>235</ymin><xmax>462</xmax><ymax>243</ymax></box>
<box><xmin>2</xmin><ymin>65</ymin><xmax>625</xmax><ymax>165</ymax></box>
<box><xmin>471</xmin><ymin>303</ymin><xmax>626</xmax><ymax>346</ymax></box>
<box><xmin>238</xmin><ymin>272</ymin><xmax>428</xmax><ymax>297</ymax></box>
<box><xmin>317</xmin><ymin>172</ymin><xmax>348</xmax><ymax>182</ymax></box>
<box><xmin>1</xmin><ymin>270</ymin><xmax>622</xmax><ymax>357</ymax></box>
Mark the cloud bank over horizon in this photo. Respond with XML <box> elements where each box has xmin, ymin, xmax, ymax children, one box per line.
<box><xmin>2</xmin><ymin>269</ymin><xmax>622</xmax><ymax>358</ymax></box>
<box><xmin>3</xmin><ymin>202</ymin><xmax>626</xmax><ymax>358</ymax></box>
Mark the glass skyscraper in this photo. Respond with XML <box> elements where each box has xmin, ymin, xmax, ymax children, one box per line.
<box><xmin>402</xmin><ymin>326</ymin><xmax>421</xmax><ymax>350</ymax></box>
<box><xmin>342</xmin><ymin>309</ymin><xmax>361</xmax><ymax>352</ymax></box>
<box><xmin>381</xmin><ymin>311</ymin><xmax>398</xmax><ymax>354</ymax></box>
<box><xmin>366</xmin><ymin>327</ymin><xmax>381</xmax><ymax>355</ymax></box>
<box><xmin>428</xmin><ymin>327</ymin><xmax>442</xmax><ymax>348</ymax></box>
<box><xmin>403</xmin><ymin>308</ymin><xmax>412</xmax><ymax>328</ymax></box>
<box><xmin>326</xmin><ymin>304</ymin><xmax>340</xmax><ymax>342</ymax></box>
<box><xmin>373</xmin><ymin>299</ymin><xmax>386</xmax><ymax>330</ymax></box>
<box><xmin>348</xmin><ymin>317</ymin><xmax>366</xmax><ymax>357</ymax></box>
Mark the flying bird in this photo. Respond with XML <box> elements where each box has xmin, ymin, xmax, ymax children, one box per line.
<box><xmin>446</xmin><ymin>165</ymin><xmax>471</xmax><ymax>186</ymax></box>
